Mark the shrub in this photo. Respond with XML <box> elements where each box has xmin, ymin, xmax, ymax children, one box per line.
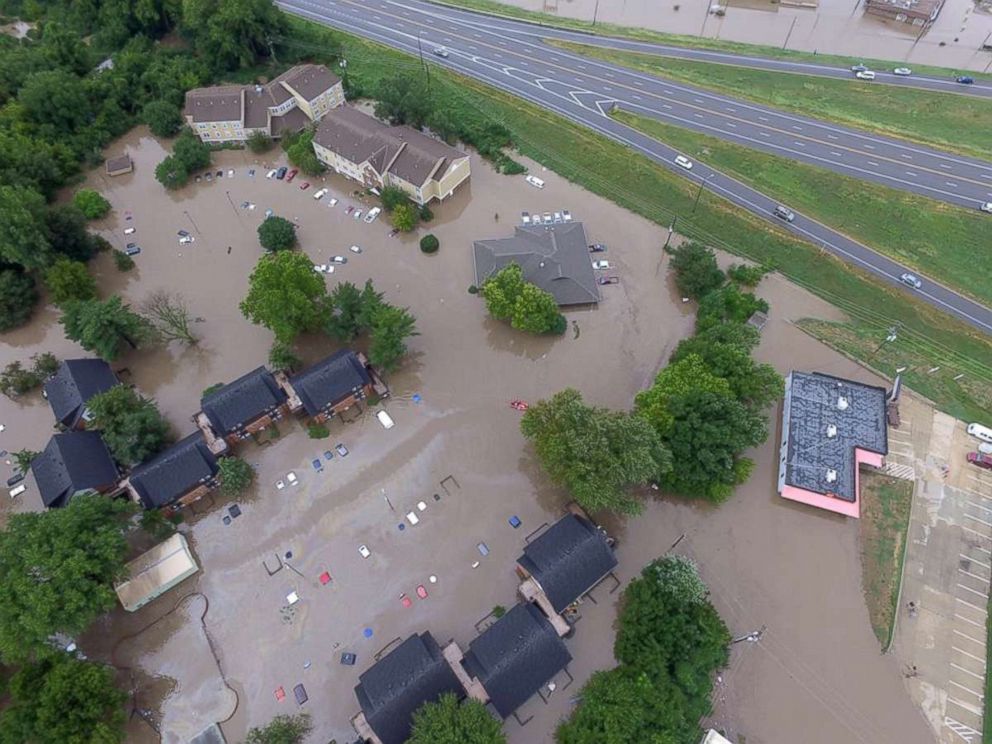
<box><xmin>202</xmin><ymin>382</ymin><xmax>224</xmax><ymax>397</ymax></box>
<box><xmin>307</xmin><ymin>423</ymin><xmax>330</xmax><ymax>439</ymax></box>
<box><xmin>72</xmin><ymin>189</ymin><xmax>111</xmax><ymax>219</ymax></box>
<box><xmin>247</xmin><ymin>130</ymin><xmax>274</xmax><ymax>153</ymax></box>
<box><xmin>0</xmin><ymin>362</ymin><xmax>42</xmax><ymax>398</ymax></box>
<box><xmin>419</xmin><ymin>234</ymin><xmax>439</xmax><ymax>254</ymax></box>
<box><xmin>268</xmin><ymin>340</ymin><xmax>301</xmax><ymax>371</ymax></box>
<box><xmin>258</xmin><ymin>216</ymin><xmax>297</xmax><ymax>252</ymax></box>
<box><xmin>380</xmin><ymin>185</ymin><xmax>409</xmax><ymax>211</ymax></box>
<box><xmin>727</xmin><ymin>263</ymin><xmax>768</xmax><ymax>287</ymax></box>
<box><xmin>418</xmin><ymin>204</ymin><xmax>434</xmax><ymax>222</ymax></box>
<box><xmin>219</xmin><ymin>456</ymin><xmax>254</xmax><ymax>496</ymax></box>
<box><xmin>391</xmin><ymin>202</ymin><xmax>418</xmax><ymax>232</ymax></box>
<box><xmin>112</xmin><ymin>250</ymin><xmax>134</xmax><ymax>271</ymax></box>
<box><xmin>32</xmin><ymin>352</ymin><xmax>60</xmax><ymax>378</ymax></box>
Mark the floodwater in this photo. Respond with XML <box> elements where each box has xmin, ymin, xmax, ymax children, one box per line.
<box><xmin>1</xmin><ymin>127</ymin><xmax>934</xmax><ymax>743</ymax></box>
<box><xmin>509</xmin><ymin>0</ymin><xmax>992</xmax><ymax>71</ymax></box>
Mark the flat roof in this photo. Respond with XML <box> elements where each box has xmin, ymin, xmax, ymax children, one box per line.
<box><xmin>115</xmin><ymin>534</ymin><xmax>199</xmax><ymax>612</ymax></box>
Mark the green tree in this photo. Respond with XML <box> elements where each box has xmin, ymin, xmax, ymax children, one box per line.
<box><xmin>285</xmin><ymin>129</ymin><xmax>324</xmax><ymax>176</ymax></box>
<box><xmin>356</xmin><ymin>279</ymin><xmax>385</xmax><ymax>330</ymax></box>
<box><xmin>0</xmin><ymin>657</ymin><xmax>126</xmax><ymax>743</ymax></box>
<box><xmin>695</xmin><ymin>284</ymin><xmax>768</xmax><ymax>330</ymax></box>
<box><xmin>218</xmin><ymin>456</ymin><xmax>254</xmax><ymax>497</ymax></box>
<box><xmin>727</xmin><ymin>263</ymin><xmax>767</xmax><ymax>287</ymax></box>
<box><xmin>391</xmin><ymin>202</ymin><xmax>419</xmax><ymax>232</ymax></box>
<box><xmin>324</xmin><ymin>281</ymin><xmax>364</xmax><ymax>342</ymax></box>
<box><xmin>511</xmin><ymin>282</ymin><xmax>564</xmax><ymax>334</ymax></box>
<box><xmin>172</xmin><ymin>128</ymin><xmax>212</xmax><ymax>172</ymax></box>
<box><xmin>155</xmin><ymin>154</ymin><xmax>188</xmax><ymax>190</ymax></box>
<box><xmin>380</xmin><ymin>185</ymin><xmax>410</xmax><ymax>211</ymax></box>
<box><xmin>247</xmin><ymin>130</ymin><xmax>273</xmax><ymax>153</ymax></box>
<box><xmin>88</xmin><ymin>385</ymin><xmax>171</xmax><ymax>465</ymax></box>
<box><xmin>268</xmin><ymin>340</ymin><xmax>301</xmax><ymax>371</ymax></box>
<box><xmin>18</xmin><ymin>69</ymin><xmax>92</xmax><ymax>134</ymax></box>
<box><xmin>244</xmin><ymin>712</ymin><xmax>312</xmax><ymax>744</ymax></box>
<box><xmin>408</xmin><ymin>694</ymin><xmax>505</xmax><ymax>744</ymax></box>
<box><xmin>142</xmin><ymin>98</ymin><xmax>183</xmax><ymax>137</ymax></box>
<box><xmin>521</xmin><ymin>389</ymin><xmax>671</xmax><ymax>515</ymax></box>
<box><xmin>635</xmin><ymin>354</ymin><xmax>732</xmax><ymax>439</ymax></box>
<box><xmin>368</xmin><ymin>303</ymin><xmax>418</xmax><ymax>372</ymax></box>
<box><xmin>668</xmin><ymin>242</ymin><xmax>724</xmax><ymax>301</ymax></box>
<box><xmin>257</xmin><ymin>215</ymin><xmax>297</xmax><ymax>252</ymax></box>
<box><xmin>420</xmin><ymin>234</ymin><xmax>439</xmax><ymax>254</ymax></box>
<box><xmin>481</xmin><ymin>263</ymin><xmax>525</xmax><ymax>321</ymax></box>
<box><xmin>0</xmin><ymin>495</ymin><xmax>132</xmax><ymax>661</ymax></box>
<box><xmin>44</xmin><ymin>258</ymin><xmax>97</xmax><ymax>306</ymax></box>
<box><xmin>113</xmin><ymin>249</ymin><xmax>135</xmax><ymax>272</ymax></box>
<box><xmin>183</xmin><ymin>0</ymin><xmax>285</xmax><ymax>72</ymax></box>
<box><xmin>60</xmin><ymin>296</ymin><xmax>156</xmax><ymax>361</ymax></box>
<box><xmin>0</xmin><ymin>185</ymin><xmax>52</xmax><ymax>269</ymax></box>
<box><xmin>72</xmin><ymin>189</ymin><xmax>112</xmax><ymax>220</ymax></box>
<box><xmin>374</xmin><ymin>73</ymin><xmax>433</xmax><ymax>128</ymax></box>
<box><xmin>659</xmin><ymin>390</ymin><xmax>767</xmax><ymax>502</ymax></box>
<box><xmin>0</xmin><ymin>269</ymin><xmax>39</xmax><ymax>332</ymax></box>
<box><xmin>12</xmin><ymin>449</ymin><xmax>39</xmax><ymax>475</ymax></box>
<box><xmin>240</xmin><ymin>251</ymin><xmax>326</xmax><ymax>343</ymax></box>
<box><xmin>45</xmin><ymin>203</ymin><xmax>98</xmax><ymax>262</ymax></box>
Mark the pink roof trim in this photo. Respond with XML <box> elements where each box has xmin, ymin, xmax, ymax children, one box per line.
<box><xmin>780</xmin><ymin>447</ymin><xmax>884</xmax><ymax>519</ymax></box>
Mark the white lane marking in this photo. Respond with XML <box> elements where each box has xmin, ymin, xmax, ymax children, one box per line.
<box><xmin>958</xmin><ymin>583</ymin><xmax>988</xmax><ymax>598</ymax></box>
<box><xmin>901</xmin><ymin>153</ymin><xmax>913</xmax><ymax>159</ymax></box>
<box><xmin>827</xmin><ymin>133</ymin><xmax>838</xmax><ymax>140</ymax></box>
<box><xmin>960</xmin><ymin>568</ymin><xmax>990</xmax><ymax>583</ymax></box>
<box><xmin>694</xmin><ymin>113</ymin><xmax>703</xmax><ymax>118</ymax></box>
<box><xmin>949</xmin><ymin>679</ymin><xmax>984</xmax><ymax>699</ymax></box>
<box><xmin>725</xmin><ymin>122</ymin><xmax>736</xmax><ymax>128</ymax></box>
<box><xmin>725</xmin><ymin>106</ymin><xmax>736</xmax><ymax>112</ymax></box>
<box><xmin>864</xmin><ymin>144</ymin><xmax>875</xmax><ymax>149</ymax></box>
<box><xmin>632</xmin><ymin>94</ymin><xmax>642</xmax><ymax>100</ymax></box>
<box><xmin>956</xmin><ymin>613</ymin><xmax>986</xmax><ymax>628</ymax></box>
<box><xmin>830</xmin><ymin>151</ymin><xmax>842</xmax><ymax>156</ymax></box>
<box><xmin>956</xmin><ymin>597</ymin><xmax>988</xmax><ymax>612</ymax></box>
<box><xmin>869</xmin><ymin>161</ymin><xmax>879</xmax><ymax>166</ymax></box>
<box><xmin>694</xmin><ymin>98</ymin><xmax>704</xmax><ymax>103</ymax></box>
<box><xmin>662</xmin><ymin>104</ymin><xmax>672</xmax><ymax>109</ymax></box>
<box><xmin>906</xmin><ymin>171</ymin><xmax>918</xmax><ymax>176</ymax></box>
<box><xmin>963</xmin><ymin>553</ymin><xmax>992</xmax><ymax>569</ymax></box>
<box><xmin>962</xmin><ymin>526</ymin><xmax>991</xmax><ymax>541</ymax></box>
<box><xmin>953</xmin><ymin>646</ymin><xmax>986</xmax><ymax>664</ymax></box>
<box><xmin>759</xmin><ymin>132</ymin><xmax>770</xmax><ymax>137</ymax></box>
<box><xmin>634</xmin><ymin>81</ymin><xmax>644</xmax><ymax>86</ymax></box>
<box><xmin>969</xmin><ymin>503</ymin><xmax>992</xmax><ymax>515</ymax></box>
<box><xmin>758</xmin><ymin>115</ymin><xmax>769</xmax><ymax>121</ymax></box>
<box><xmin>941</xmin><ymin>163</ymin><xmax>953</xmax><ymax>169</ymax></box>
<box><xmin>794</xmin><ymin>141</ymin><xmax>806</xmax><ymax>147</ymax></box>
<box><xmin>792</xmin><ymin>125</ymin><xmax>802</xmax><ymax>131</ymax></box>
<box><xmin>951</xmin><ymin>663</ymin><xmax>985</xmax><ymax>681</ymax></box>
<box><xmin>947</xmin><ymin>181</ymin><xmax>959</xmax><ymax>187</ymax></box>
<box><xmin>966</xmin><ymin>513</ymin><xmax>992</xmax><ymax>528</ymax></box>
<box><xmin>955</xmin><ymin>629</ymin><xmax>987</xmax><ymax>647</ymax></box>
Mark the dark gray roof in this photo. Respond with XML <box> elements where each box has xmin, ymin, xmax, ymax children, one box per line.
<box><xmin>518</xmin><ymin>514</ymin><xmax>617</xmax><ymax>613</ymax></box>
<box><xmin>462</xmin><ymin>602</ymin><xmax>571</xmax><ymax>718</ymax></box>
<box><xmin>44</xmin><ymin>358</ymin><xmax>119</xmax><ymax>428</ymax></box>
<box><xmin>128</xmin><ymin>433</ymin><xmax>218</xmax><ymax>509</ymax></box>
<box><xmin>273</xmin><ymin>63</ymin><xmax>341</xmax><ymax>101</ymax></box>
<box><xmin>200</xmin><ymin>366</ymin><xmax>287</xmax><ymax>436</ymax></box>
<box><xmin>271</xmin><ymin>106</ymin><xmax>310</xmax><ymax>136</ymax></box>
<box><xmin>473</xmin><ymin>224</ymin><xmax>600</xmax><ymax>306</ymax></box>
<box><xmin>780</xmin><ymin>371</ymin><xmax>888</xmax><ymax>503</ymax></box>
<box><xmin>289</xmin><ymin>349</ymin><xmax>371</xmax><ymax>417</ymax></box>
<box><xmin>31</xmin><ymin>432</ymin><xmax>118</xmax><ymax>508</ymax></box>
<box><xmin>354</xmin><ymin>632</ymin><xmax>463</xmax><ymax>744</ymax></box>
<box><xmin>183</xmin><ymin>86</ymin><xmax>243</xmax><ymax>123</ymax></box>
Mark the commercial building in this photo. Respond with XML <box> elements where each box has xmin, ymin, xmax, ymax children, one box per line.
<box><xmin>777</xmin><ymin>371</ymin><xmax>889</xmax><ymax>518</ymax></box>
<box><xmin>114</xmin><ymin>534</ymin><xmax>199</xmax><ymax>612</ymax></box>
<box><xmin>312</xmin><ymin>105</ymin><xmax>471</xmax><ymax>205</ymax></box>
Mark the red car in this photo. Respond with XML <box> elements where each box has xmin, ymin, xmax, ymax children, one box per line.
<box><xmin>967</xmin><ymin>452</ymin><xmax>992</xmax><ymax>471</ymax></box>
<box><xmin>300</xmin><ymin>182</ymin><xmax>310</xmax><ymax>191</ymax></box>
<box><xmin>286</xmin><ymin>169</ymin><xmax>298</xmax><ymax>183</ymax></box>
<box><xmin>345</xmin><ymin>206</ymin><xmax>354</xmax><ymax>215</ymax></box>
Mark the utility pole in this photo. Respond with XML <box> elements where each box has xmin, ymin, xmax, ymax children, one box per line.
<box><xmin>869</xmin><ymin>324</ymin><xmax>899</xmax><ymax>360</ymax></box>
<box><xmin>691</xmin><ymin>176</ymin><xmax>710</xmax><ymax>215</ymax></box>
<box><xmin>593</xmin><ymin>0</ymin><xmax>601</xmax><ymax>25</ymax></box>
<box><xmin>417</xmin><ymin>34</ymin><xmax>431</xmax><ymax>95</ymax></box>
<box><xmin>663</xmin><ymin>215</ymin><xmax>678</xmax><ymax>251</ymax></box>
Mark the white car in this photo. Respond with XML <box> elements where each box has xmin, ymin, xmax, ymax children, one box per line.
<box><xmin>980</xmin><ymin>202</ymin><xmax>992</xmax><ymax>213</ymax></box>
<box><xmin>179</xmin><ymin>235</ymin><xmax>194</xmax><ymax>245</ymax></box>
<box><xmin>349</xmin><ymin>244</ymin><xmax>362</xmax><ymax>253</ymax></box>
<box><xmin>328</xmin><ymin>198</ymin><xmax>338</xmax><ymax>207</ymax></box>
<box><xmin>376</xmin><ymin>410</ymin><xmax>395</xmax><ymax>429</ymax></box>
<box><xmin>592</xmin><ymin>260</ymin><xmax>611</xmax><ymax>270</ymax></box>
<box><xmin>900</xmin><ymin>272</ymin><xmax>922</xmax><ymax>289</ymax></box>
<box><xmin>313</xmin><ymin>264</ymin><xmax>335</xmax><ymax>274</ymax></box>
<box><xmin>331</xmin><ymin>256</ymin><xmax>347</xmax><ymax>264</ymax></box>
<box><xmin>353</xmin><ymin>210</ymin><xmax>363</xmax><ymax>220</ymax></box>
<box><xmin>433</xmin><ymin>46</ymin><xmax>450</xmax><ymax>58</ymax></box>
<box><xmin>124</xmin><ymin>227</ymin><xmax>136</xmax><ymax>235</ymax></box>
<box><xmin>358</xmin><ymin>544</ymin><xmax>371</xmax><ymax>558</ymax></box>
<box><xmin>674</xmin><ymin>155</ymin><xmax>693</xmax><ymax>170</ymax></box>
<box><xmin>521</xmin><ymin>212</ymin><xmax>531</xmax><ymax>225</ymax></box>
<box><xmin>227</xmin><ymin>169</ymin><xmax>234</xmax><ymax>177</ymax></box>
<box><xmin>562</xmin><ymin>210</ymin><xmax>572</xmax><ymax>222</ymax></box>
<box><xmin>525</xmin><ymin>175</ymin><xmax>545</xmax><ymax>189</ymax></box>
<box><xmin>893</xmin><ymin>67</ymin><xmax>912</xmax><ymax>76</ymax></box>
<box><xmin>855</xmin><ymin>70</ymin><xmax>876</xmax><ymax>80</ymax></box>
<box><xmin>543</xmin><ymin>212</ymin><xmax>552</xmax><ymax>224</ymax></box>
<box><xmin>553</xmin><ymin>212</ymin><xmax>563</xmax><ymax>223</ymax></box>
<box><xmin>313</xmin><ymin>188</ymin><xmax>327</xmax><ymax>200</ymax></box>
<box><xmin>364</xmin><ymin>207</ymin><xmax>381</xmax><ymax>223</ymax></box>
<box><xmin>287</xmin><ymin>472</ymin><xmax>298</xmax><ymax>485</ymax></box>
<box><xmin>266</xmin><ymin>169</ymin><xmax>277</xmax><ymax>179</ymax></box>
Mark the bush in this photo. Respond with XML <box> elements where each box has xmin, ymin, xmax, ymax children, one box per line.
<box><xmin>0</xmin><ymin>269</ymin><xmax>39</xmax><ymax>332</ymax></box>
<box><xmin>285</xmin><ymin>129</ymin><xmax>324</xmax><ymax>176</ymax></box>
<box><xmin>113</xmin><ymin>250</ymin><xmax>135</xmax><ymax>271</ymax></box>
<box><xmin>380</xmin><ymin>185</ymin><xmax>410</xmax><ymax>211</ymax></box>
<box><xmin>391</xmin><ymin>202</ymin><xmax>418</xmax><ymax>232</ymax></box>
<box><xmin>32</xmin><ymin>352</ymin><xmax>60</xmax><ymax>378</ymax></box>
<box><xmin>0</xmin><ymin>362</ymin><xmax>42</xmax><ymax>398</ymax></box>
<box><xmin>419</xmin><ymin>234</ymin><xmax>439</xmax><ymax>254</ymax></box>
<box><xmin>258</xmin><ymin>216</ymin><xmax>297</xmax><ymax>252</ymax></box>
<box><xmin>727</xmin><ymin>263</ymin><xmax>768</xmax><ymax>287</ymax></box>
<box><xmin>72</xmin><ymin>189</ymin><xmax>111</xmax><ymax>219</ymax></box>
<box><xmin>550</xmin><ymin>313</ymin><xmax>568</xmax><ymax>335</ymax></box>
<box><xmin>268</xmin><ymin>341</ymin><xmax>301</xmax><ymax>371</ymax></box>
<box><xmin>247</xmin><ymin>131</ymin><xmax>274</xmax><ymax>153</ymax></box>
<box><xmin>669</xmin><ymin>242</ymin><xmax>725</xmax><ymax>301</ymax></box>
<box><xmin>307</xmin><ymin>423</ymin><xmax>330</xmax><ymax>439</ymax></box>
<box><xmin>219</xmin><ymin>457</ymin><xmax>254</xmax><ymax>496</ymax></box>
<box><xmin>418</xmin><ymin>204</ymin><xmax>434</xmax><ymax>222</ymax></box>
<box><xmin>202</xmin><ymin>382</ymin><xmax>224</xmax><ymax>397</ymax></box>
<box><xmin>140</xmin><ymin>510</ymin><xmax>181</xmax><ymax>541</ymax></box>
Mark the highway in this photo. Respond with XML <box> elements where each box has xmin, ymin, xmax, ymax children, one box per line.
<box><xmin>277</xmin><ymin>0</ymin><xmax>992</xmax><ymax>334</ymax></box>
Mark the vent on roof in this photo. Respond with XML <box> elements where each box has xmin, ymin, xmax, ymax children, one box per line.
<box><xmin>539</xmin><ymin>261</ymin><xmax>545</xmax><ymax>268</ymax></box>
<box><xmin>826</xmin><ymin>424</ymin><xmax>838</xmax><ymax>438</ymax></box>
<box><xmin>837</xmin><ymin>396</ymin><xmax>849</xmax><ymax>411</ymax></box>
<box><xmin>825</xmin><ymin>469</ymin><xmax>838</xmax><ymax>483</ymax></box>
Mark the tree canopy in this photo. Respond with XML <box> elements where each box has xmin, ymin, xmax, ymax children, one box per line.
<box><xmin>0</xmin><ymin>270</ymin><xmax>39</xmax><ymax>332</ymax></box>
<box><xmin>285</xmin><ymin>129</ymin><xmax>324</xmax><ymax>176</ymax></box>
<box><xmin>0</xmin><ymin>495</ymin><xmax>132</xmax><ymax>661</ymax></box>
<box><xmin>668</xmin><ymin>242</ymin><xmax>724</xmax><ymax>301</ymax></box>
<box><xmin>44</xmin><ymin>258</ymin><xmax>98</xmax><ymax>306</ymax></box>
<box><xmin>87</xmin><ymin>385</ymin><xmax>172</xmax><ymax>465</ymax></box>
<box><xmin>368</xmin><ymin>303</ymin><xmax>418</xmax><ymax>372</ymax></box>
<box><xmin>521</xmin><ymin>388</ymin><xmax>671</xmax><ymax>514</ymax></box>
<box><xmin>244</xmin><ymin>713</ymin><xmax>312</xmax><ymax>744</ymax></box>
<box><xmin>0</xmin><ymin>185</ymin><xmax>52</xmax><ymax>270</ymax></box>
<box><xmin>240</xmin><ymin>251</ymin><xmax>326</xmax><ymax>342</ymax></box>
<box><xmin>218</xmin><ymin>456</ymin><xmax>254</xmax><ymax>496</ymax></box>
<box><xmin>60</xmin><ymin>296</ymin><xmax>157</xmax><ymax>361</ymax></box>
<box><xmin>391</xmin><ymin>202</ymin><xmax>419</xmax><ymax>232</ymax></box>
<box><xmin>481</xmin><ymin>263</ymin><xmax>565</xmax><ymax>335</ymax></box>
<box><xmin>72</xmin><ymin>189</ymin><xmax>112</xmax><ymax>220</ymax></box>
<box><xmin>142</xmin><ymin>99</ymin><xmax>184</xmax><ymax>138</ymax></box>
<box><xmin>635</xmin><ymin>354</ymin><xmax>731</xmax><ymax>440</ymax></box>
<box><xmin>408</xmin><ymin>694</ymin><xmax>505</xmax><ymax>744</ymax></box>
<box><xmin>257</xmin><ymin>215</ymin><xmax>298</xmax><ymax>252</ymax></box>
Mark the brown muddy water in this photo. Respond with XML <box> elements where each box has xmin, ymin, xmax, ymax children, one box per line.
<box><xmin>1</xmin><ymin>127</ymin><xmax>934</xmax><ymax>743</ymax></box>
<box><xmin>507</xmin><ymin>0</ymin><xmax>992</xmax><ymax>71</ymax></box>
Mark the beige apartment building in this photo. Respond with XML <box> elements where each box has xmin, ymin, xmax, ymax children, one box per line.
<box><xmin>312</xmin><ymin>105</ymin><xmax>471</xmax><ymax>205</ymax></box>
<box><xmin>183</xmin><ymin>64</ymin><xmax>344</xmax><ymax>143</ymax></box>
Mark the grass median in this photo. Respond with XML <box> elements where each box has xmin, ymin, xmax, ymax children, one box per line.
<box><xmin>279</xmin><ymin>13</ymin><xmax>992</xmax><ymax>422</ymax></box>
<box><xmin>612</xmin><ymin>108</ymin><xmax>992</xmax><ymax>306</ymax></box>
<box><xmin>554</xmin><ymin>40</ymin><xmax>992</xmax><ymax>160</ymax></box>
<box><xmin>430</xmin><ymin>0</ymin><xmax>992</xmax><ymax>81</ymax></box>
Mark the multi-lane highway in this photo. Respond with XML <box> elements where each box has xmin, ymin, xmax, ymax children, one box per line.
<box><xmin>278</xmin><ymin>0</ymin><xmax>992</xmax><ymax>333</ymax></box>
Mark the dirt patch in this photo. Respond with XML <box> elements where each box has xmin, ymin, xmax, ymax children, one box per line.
<box><xmin>859</xmin><ymin>472</ymin><xmax>914</xmax><ymax>650</ymax></box>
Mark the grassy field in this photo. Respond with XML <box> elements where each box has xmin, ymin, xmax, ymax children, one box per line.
<box><xmin>858</xmin><ymin>473</ymin><xmax>914</xmax><ymax>651</ymax></box>
<box><xmin>613</xmin><ymin>109</ymin><xmax>992</xmax><ymax>306</ymax></box>
<box><xmin>278</xmin><ymin>13</ymin><xmax>992</xmax><ymax>422</ymax></box>
<box><xmin>430</xmin><ymin>0</ymin><xmax>992</xmax><ymax>81</ymax></box>
<box><xmin>558</xmin><ymin>41</ymin><xmax>992</xmax><ymax>160</ymax></box>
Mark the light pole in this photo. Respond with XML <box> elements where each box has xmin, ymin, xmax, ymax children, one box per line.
<box><xmin>869</xmin><ymin>324</ymin><xmax>899</xmax><ymax>360</ymax></box>
<box><xmin>691</xmin><ymin>175</ymin><xmax>711</xmax><ymax>215</ymax></box>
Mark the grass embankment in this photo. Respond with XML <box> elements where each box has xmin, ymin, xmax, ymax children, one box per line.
<box><xmin>858</xmin><ymin>473</ymin><xmax>913</xmax><ymax>650</ymax></box>
<box><xmin>430</xmin><ymin>0</ymin><xmax>992</xmax><ymax>80</ymax></box>
<box><xmin>280</xmin><ymin>14</ymin><xmax>992</xmax><ymax>422</ymax></box>
<box><xmin>612</xmin><ymin>109</ymin><xmax>992</xmax><ymax>306</ymax></box>
<box><xmin>559</xmin><ymin>40</ymin><xmax>992</xmax><ymax>160</ymax></box>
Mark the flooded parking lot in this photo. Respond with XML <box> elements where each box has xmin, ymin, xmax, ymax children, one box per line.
<box><xmin>0</xmin><ymin>128</ymin><xmax>938</xmax><ymax>742</ymax></box>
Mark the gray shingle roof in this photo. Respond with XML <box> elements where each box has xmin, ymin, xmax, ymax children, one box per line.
<box><xmin>355</xmin><ymin>632</ymin><xmax>463</xmax><ymax>744</ymax></box>
<box><xmin>44</xmin><ymin>358</ymin><xmax>119</xmax><ymax>428</ymax></box>
<box><xmin>462</xmin><ymin>602</ymin><xmax>571</xmax><ymax>718</ymax></box>
<box><xmin>184</xmin><ymin>86</ymin><xmax>243</xmax><ymax>123</ymax></box>
<box><xmin>779</xmin><ymin>371</ymin><xmax>888</xmax><ymax>503</ymax></box>
<box><xmin>473</xmin><ymin>223</ymin><xmax>600</xmax><ymax>306</ymax></box>
<box><xmin>289</xmin><ymin>349</ymin><xmax>371</xmax><ymax>417</ymax></box>
<box><xmin>200</xmin><ymin>367</ymin><xmax>287</xmax><ymax>436</ymax></box>
<box><xmin>518</xmin><ymin>514</ymin><xmax>617</xmax><ymax>613</ymax></box>
<box><xmin>31</xmin><ymin>432</ymin><xmax>118</xmax><ymax>508</ymax></box>
<box><xmin>128</xmin><ymin>433</ymin><xmax>218</xmax><ymax>509</ymax></box>
<box><xmin>273</xmin><ymin>63</ymin><xmax>341</xmax><ymax>102</ymax></box>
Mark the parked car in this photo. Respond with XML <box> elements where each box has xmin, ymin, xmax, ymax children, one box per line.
<box><xmin>553</xmin><ymin>211</ymin><xmax>563</xmax><ymax>223</ymax></box>
<box><xmin>980</xmin><ymin>202</ymin><xmax>992</xmax><ymax>214</ymax></box>
<box><xmin>227</xmin><ymin>169</ymin><xmax>234</xmax><ymax>177</ymax></box>
<box><xmin>358</xmin><ymin>544</ymin><xmax>371</xmax><ymax>558</ymax></box>
<box><xmin>323</xmin><ymin>450</ymin><xmax>334</xmax><ymax>461</ymax></box>
<box><xmin>124</xmin><ymin>227</ymin><xmax>136</xmax><ymax>235</ymax></box>
<box><xmin>179</xmin><ymin>235</ymin><xmax>194</xmax><ymax>245</ymax></box>
<box><xmin>286</xmin><ymin>169</ymin><xmax>298</xmax><ymax>182</ymax></box>
<box><xmin>328</xmin><ymin>198</ymin><xmax>338</xmax><ymax>207</ymax></box>
<box><xmin>893</xmin><ymin>67</ymin><xmax>912</xmax><ymax>76</ymax></box>
<box><xmin>525</xmin><ymin>175</ymin><xmax>545</xmax><ymax>189</ymax></box>
<box><xmin>265</xmin><ymin>208</ymin><xmax>274</xmax><ymax>218</ymax></box>
<box><xmin>293</xmin><ymin>684</ymin><xmax>308</xmax><ymax>705</ymax></box>
<box><xmin>125</xmin><ymin>243</ymin><xmax>141</xmax><ymax>256</ymax></box>
<box><xmin>300</xmin><ymin>182</ymin><xmax>310</xmax><ymax>190</ymax></box>
<box><xmin>353</xmin><ymin>210</ymin><xmax>363</xmax><ymax>220</ymax></box>
<box><xmin>345</xmin><ymin>206</ymin><xmax>354</xmax><ymax>215</ymax></box>
<box><xmin>311</xmin><ymin>458</ymin><xmax>323</xmax><ymax>472</ymax></box>
<box><xmin>957</xmin><ymin>76</ymin><xmax>975</xmax><ymax>84</ymax></box>
<box><xmin>364</xmin><ymin>207</ymin><xmax>381</xmax><ymax>223</ymax></box>
<box><xmin>215</xmin><ymin>170</ymin><xmax>223</xmax><ymax>178</ymax></box>
<box><xmin>178</xmin><ymin>230</ymin><xmax>190</xmax><ymax>237</ymax></box>
<box><xmin>562</xmin><ymin>210</ymin><xmax>572</xmax><ymax>222</ymax></box>
<box><xmin>276</xmin><ymin>166</ymin><xmax>287</xmax><ymax>179</ymax></box>
<box><xmin>900</xmin><ymin>272</ymin><xmax>922</xmax><ymax>289</ymax></box>
<box><xmin>850</xmin><ymin>63</ymin><xmax>868</xmax><ymax>72</ymax></box>
<box><xmin>266</xmin><ymin>169</ymin><xmax>277</xmax><ymax>179</ymax></box>
<box><xmin>433</xmin><ymin>46</ymin><xmax>450</xmax><ymax>58</ymax></box>
<box><xmin>521</xmin><ymin>212</ymin><xmax>531</xmax><ymax>225</ymax></box>
<box><xmin>589</xmin><ymin>243</ymin><xmax>607</xmax><ymax>252</ymax></box>
<box><xmin>674</xmin><ymin>155</ymin><xmax>693</xmax><ymax>170</ymax></box>
<box><xmin>376</xmin><ymin>410</ymin><xmax>395</xmax><ymax>429</ymax></box>
<box><xmin>592</xmin><ymin>260</ymin><xmax>610</xmax><ymax>270</ymax></box>
<box><xmin>967</xmin><ymin>452</ymin><xmax>992</xmax><ymax>471</ymax></box>
<box><xmin>773</xmin><ymin>205</ymin><xmax>795</xmax><ymax>222</ymax></box>
<box><xmin>331</xmin><ymin>256</ymin><xmax>347</xmax><ymax>264</ymax></box>
<box><xmin>855</xmin><ymin>70</ymin><xmax>876</xmax><ymax>81</ymax></box>
<box><xmin>335</xmin><ymin>443</ymin><xmax>349</xmax><ymax>457</ymax></box>
<box><xmin>313</xmin><ymin>188</ymin><xmax>328</xmax><ymax>200</ymax></box>
<box><xmin>542</xmin><ymin>212</ymin><xmax>552</xmax><ymax>224</ymax></box>
<box><xmin>598</xmin><ymin>276</ymin><xmax>620</xmax><ymax>285</ymax></box>
<box><xmin>349</xmin><ymin>244</ymin><xmax>362</xmax><ymax>253</ymax></box>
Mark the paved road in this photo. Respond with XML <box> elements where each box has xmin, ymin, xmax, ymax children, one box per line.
<box><xmin>277</xmin><ymin>0</ymin><xmax>992</xmax><ymax>334</ymax></box>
